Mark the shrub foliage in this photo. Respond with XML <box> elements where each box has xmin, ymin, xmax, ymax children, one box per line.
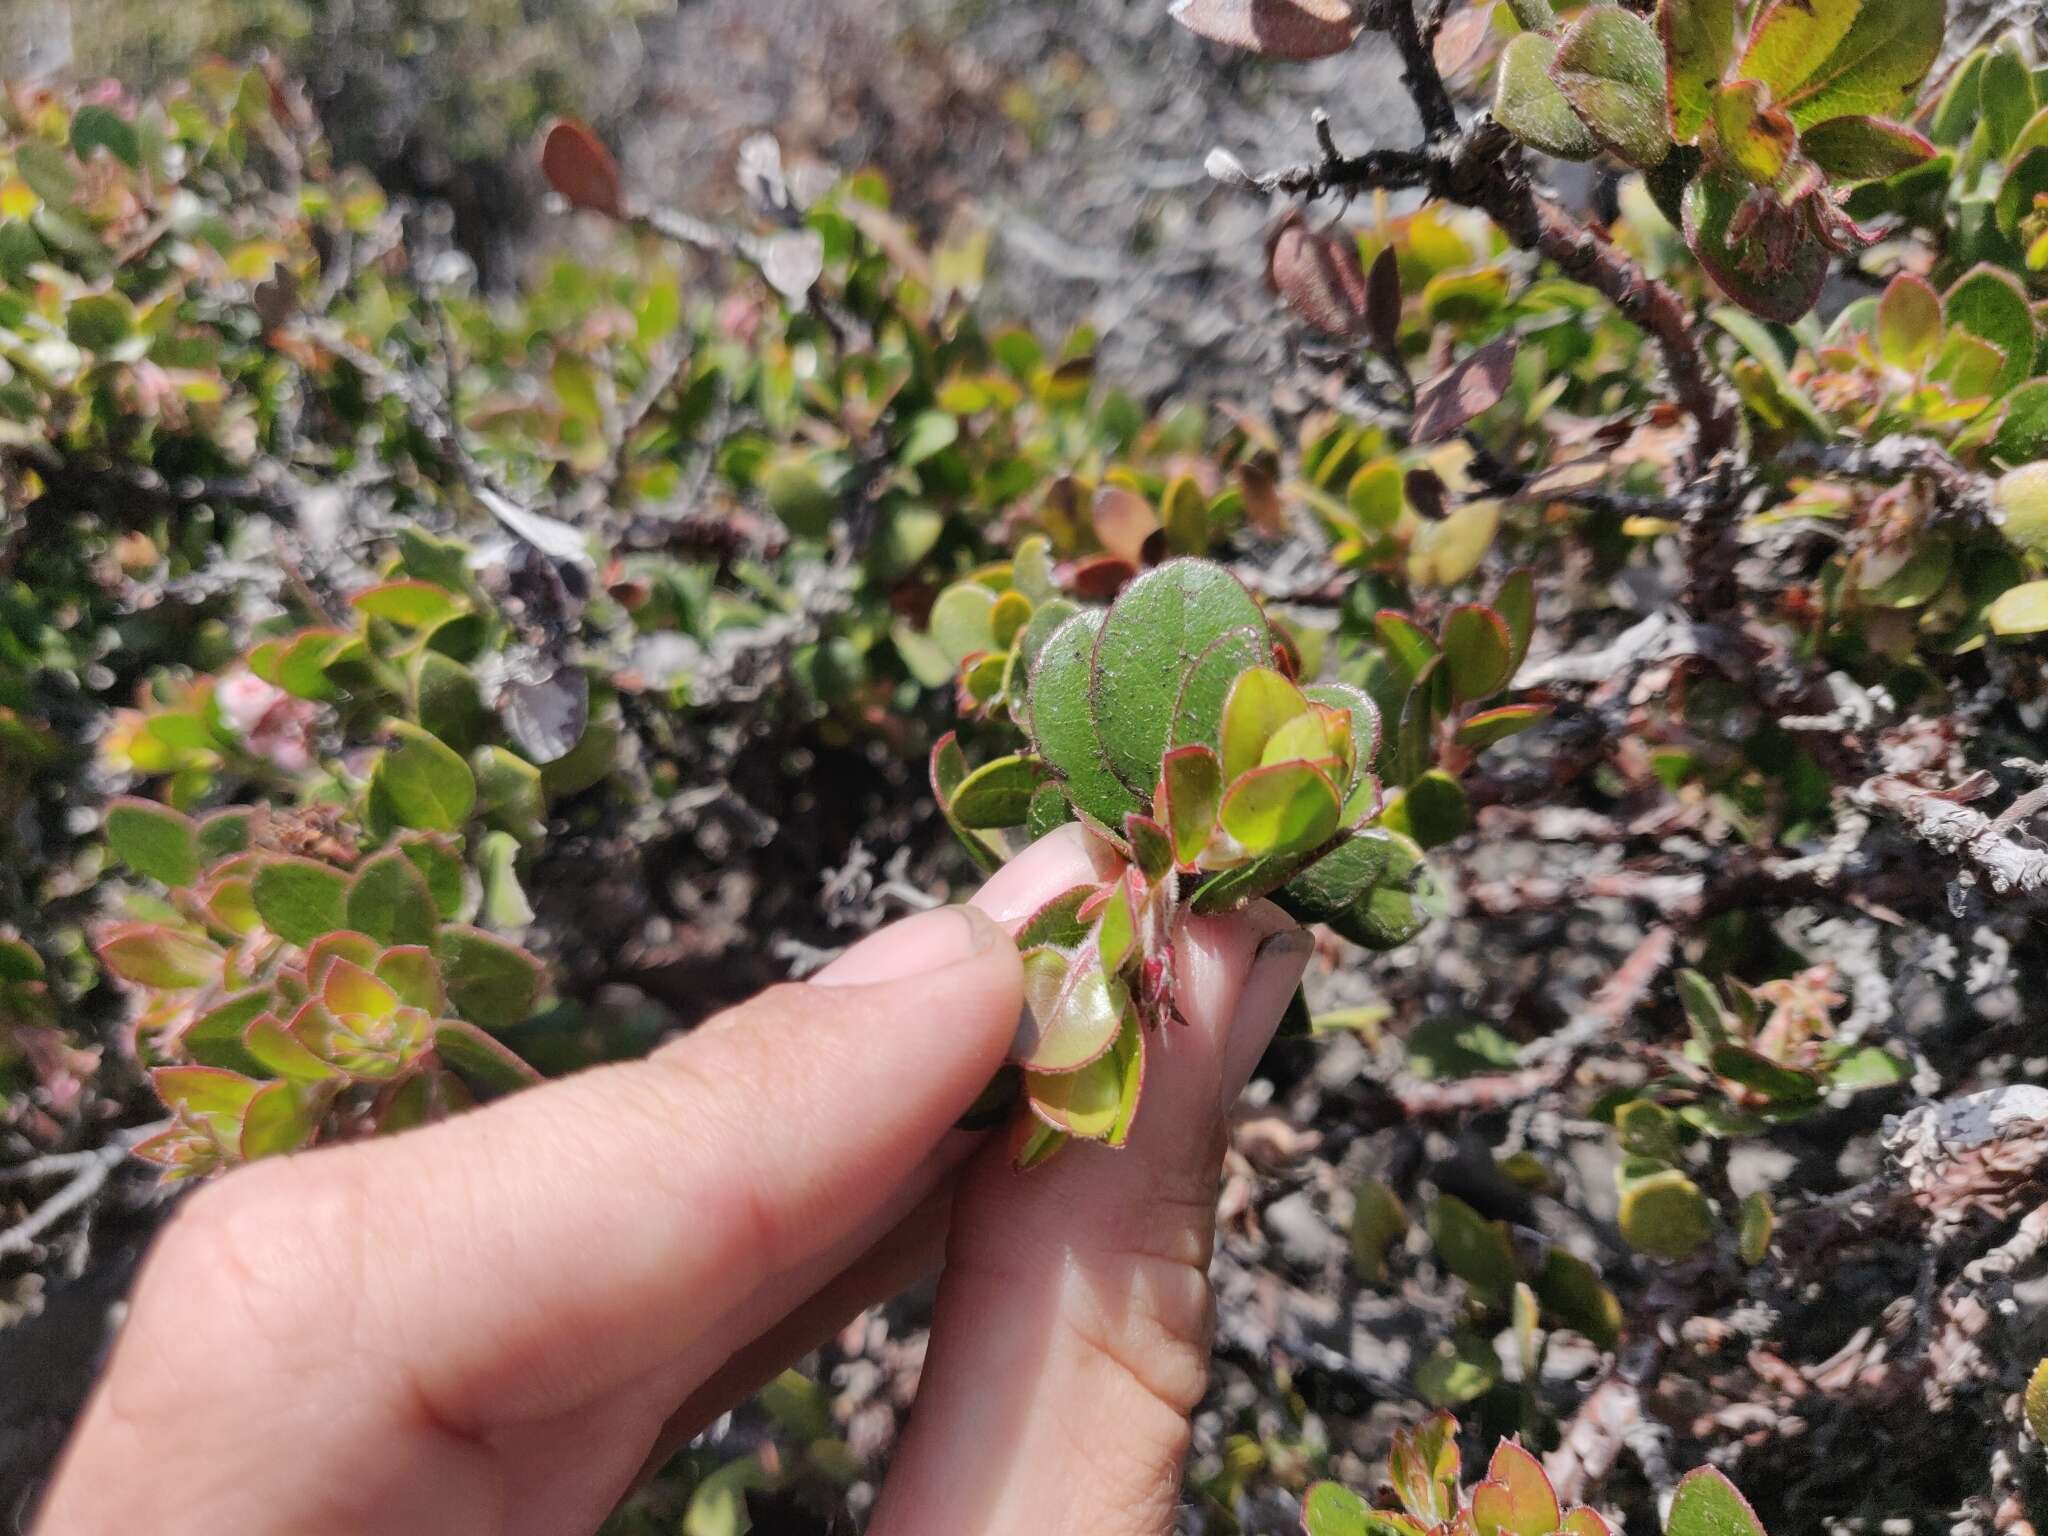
<box><xmin>7</xmin><ymin>0</ymin><xmax>2048</xmax><ymax>1525</ymax></box>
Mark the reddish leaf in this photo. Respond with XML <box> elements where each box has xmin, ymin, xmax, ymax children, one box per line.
<box><xmin>540</xmin><ymin>116</ymin><xmax>625</xmax><ymax>219</ymax></box>
<box><xmin>1091</xmin><ymin>486</ymin><xmax>1162</xmax><ymax>564</ymax></box>
<box><xmin>1411</xmin><ymin>338</ymin><xmax>1518</xmax><ymax>443</ymax></box>
<box><xmin>1365</xmin><ymin>245</ymin><xmax>1405</xmax><ymax>371</ymax></box>
<box><xmin>1405</xmin><ymin>467</ymin><xmax>1449</xmax><ymax>521</ymax></box>
<box><xmin>1168</xmin><ymin>0</ymin><xmax>1364</xmax><ymax>60</ymax></box>
<box><xmin>1067</xmin><ymin>552</ymin><xmax>1139</xmax><ymax>599</ymax></box>
<box><xmin>1267</xmin><ymin>214</ymin><xmax>1369</xmax><ymax>338</ymax></box>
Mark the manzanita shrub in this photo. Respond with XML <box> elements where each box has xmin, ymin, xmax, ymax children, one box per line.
<box><xmin>14</xmin><ymin>0</ymin><xmax>2048</xmax><ymax>1523</ymax></box>
<box><xmin>933</xmin><ymin>556</ymin><xmax>1541</xmax><ymax>1164</ymax></box>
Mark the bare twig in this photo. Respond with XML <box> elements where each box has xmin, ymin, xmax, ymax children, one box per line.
<box><xmin>1862</xmin><ymin>776</ymin><xmax>2048</xmax><ymax>900</ymax></box>
<box><xmin>0</xmin><ymin>1124</ymin><xmax>164</xmax><ymax>1260</ymax></box>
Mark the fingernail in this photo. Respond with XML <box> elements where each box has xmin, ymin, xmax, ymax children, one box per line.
<box><xmin>1217</xmin><ymin>926</ymin><xmax>1312</xmax><ymax>1112</ymax></box>
<box><xmin>812</xmin><ymin>904</ymin><xmax>1004</xmax><ymax>987</ymax></box>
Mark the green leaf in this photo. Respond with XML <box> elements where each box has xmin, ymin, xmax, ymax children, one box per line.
<box><xmin>1617</xmin><ymin>1098</ymin><xmax>1683</xmax><ymax>1159</ymax></box>
<box><xmin>1390</xmin><ymin>770</ymin><xmax>1470</xmax><ymax>850</ymax></box>
<box><xmin>1618</xmin><ymin>1168</ymin><xmax>1715</xmax><ymax>1259</ymax></box>
<box><xmin>1013</xmin><ymin>948</ymin><xmax>1128</xmax><ymax>1073</ymax></box>
<box><xmin>346</xmin><ymin>849</ymin><xmax>440</xmax><ymax>947</ymax></box>
<box><xmin>1219</xmin><ymin>760</ymin><xmax>1342</xmax><ymax>856</ymax></box>
<box><xmin>179</xmin><ymin>991</ymin><xmax>274</xmax><ymax>1076</ymax></box>
<box><xmin>1989</xmin><ymin>581</ymin><xmax>2048</xmax><ymax>637</ymax></box>
<box><xmin>1303</xmin><ymin>1484</ymin><xmax>1431</xmax><ymax>1536</ymax></box>
<box><xmin>411</xmin><ymin>651</ymin><xmax>487</xmax><ymax>755</ymax></box>
<box><xmin>1712</xmin><ymin>1042</ymin><xmax>1823</xmax><ymax>1104</ymax></box>
<box><xmin>1945</xmin><ymin>265</ymin><xmax>2037</xmax><ymax>400</ymax></box>
<box><xmin>1090</xmin><ymin>559</ymin><xmax>1267</xmax><ymax>792</ymax></box>
<box><xmin>1304</xmin><ymin>682</ymin><xmax>1382</xmax><ymax>804</ymax></box>
<box><xmin>252</xmin><ymin>858</ymin><xmax>349</xmax><ymax>946</ymax></box>
<box><xmin>1161</xmin><ymin>473</ymin><xmax>1209</xmax><ymax>555</ymax></box>
<box><xmin>1738</xmin><ymin>1190</ymin><xmax>1774</xmax><ymax>1265</ymax></box>
<box><xmin>65</xmin><ymin>293</ymin><xmax>134</xmax><ymax>351</ymax></box>
<box><xmin>105</xmin><ymin>799</ymin><xmax>200</xmax><ymax>888</ymax></box>
<box><xmin>377</xmin><ymin>948</ymin><xmax>447</xmax><ymax>1013</ymax></box>
<box><xmin>1374</xmin><ymin>610</ymin><xmax>1440</xmax><ymax>680</ymax></box>
<box><xmin>899</xmin><ymin>409</ymin><xmax>959</xmax><ymax>468</ymax></box>
<box><xmin>1014</xmin><ymin>887</ymin><xmax>1096</xmax><ymax>950</ymax></box>
<box><xmin>1536</xmin><ymin>1247</ymin><xmax>1623</xmax><ymax>1348</ymax></box>
<box><xmin>1347</xmin><ymin>458</ymin><xmax>1407</xmax><ymax>532</ymax></box>
<box><xmin>372</xmin><ymin>722</ymin><xmax>477</xmax><ymax>833</ymax></box>
<box><xmin>435</xmin><ymin>1018</ymin><xmax>541</xmax><ymax>1093</ymax></box>
<box><xmin>1219</xmin><ymin>666</ymin><xmax>1310</xmax><ymax>781</ymax></box>
<box><xmin>1496</xmin><ymin>34</ymin><xmax>1599</xmax><ymax>160</ymax></box>
<box><xmin>1329</xmin><ymin>830</ymin><xmax>1442</xmax><ymax>950</ymax></box>
<box><xmin>1278</xmin><ymin>830</ymin><xmax>1393</xmax><ymax>922</ymax></box>
<box><xmin>1350</xmin><ymin>1178</ymin><xmax>1407</xmax><ymax>1283</ymax></box>
<box><xmin>1775</xmin><ymin>0</ymin><xmax>1945</xmax><ymax>128</ymax></box>
<box><xmin>1996</xmin><ymin>382</ymin><xmax>2048</xmax><ymax>466</ymax></box>
<box><xmin>1161</xmin><ymin>745</ymin><xmax>1224</xmax><ymax>866</ymax></box>
<box><xmin>1996</xmin><ymin>146</ymin><xmax>2048</xmax><ymax>244</ymax></box>
<box><xmin>1876</xmin><ymin>272</ymin><xmax>1942</xmax><ymax>369</ymax></box>
<box><xmin>1929</xmin><ymin>47</ymin><xmax>1988</xmax><ymax>145</ymax></box>
<box><xmin>436</xmin><ymin>926</ymin><xmax>545</xmax><ymax>1029</ymax></box>
<box><xmin>241</xmin><ymin>1011</ymin><xmax>333</xmax><ymax>1081</ymax></box>
<box><xmin>1188</xmin><ymin>846</ymin><xmax>1322</xmax><ymax>915</ymax></box>
<box><xmin>1026</xmin><ymin>1001</ymin><xmax>1142</xmax><ymax>1144</ymax></box>
<box><xmin>1429</xmin><ymin>1193</ymin><xmax>1517</xmax><ymax>1308</ymax></box>
<box><xmin>760</xmin><ymin>453</ymin><xmax>839</xmax><ymax>539</ymax></box>
<box><xmin>1666</xmin><ymin>1467</ymin><xmax>1767</xmax><ymax>1536</ymax></box>
<box><xmin>1548</xmin><ymin>6</ymin><xmax>1672</xmax><ymax>169</ymax></box>
<box><xmin>1454</xmin><ymin>703</ymin><xmax>1552</xmax><ymax>749</ymax></box>
<box><xmin>2026</xmin><ymin>1358</ymin><xmax>2048</xmax><ymax>1446</ymax></box>
<box><xmin>950</xmin><ymin>755</ymin><xmax>1047</xmax><ymax>829</ymax></box>
<box><xmin>352</xmin><ymin>580</ymin><xmax>467</xmax><ymax>629</ymax></box>
<box><xmin>1170</xmin><ymin>625</ymin><xmax>1278</xmax><ymax>755</ymax></box>
<box><xmin>152</xmin><ymin>1066</ymin><xmax>261</xmax><ymax>1138</ymax></box>
<box><xmin>1979</xmin><ymin>37</ymin><xmax>2039</xmax><ymax>157</ymax></box>
<box><xmin>1028</xmin><ymin>610</ymin><xmax>1142</xmax><ymax>833</ymax></box>
<box><xmin>1683</xmin><ymin>165</ymin><xmax>1828</xmax><ymax>323</ymax></box>
<box><xmin>241</xmin><ymin>1078</ymin><xmax>334</xmax><ymax>1160</ymax></box>
<box><xmin>1739</xmin><ymin>0</ymin><xmax>1863</xmax><ymax>104</ymax></box>
<box><xmin>399</xmin><ymin>835</ymin><xmax>468</xmax><ymax>920</ymax></box>
<box><xmin>1798</xmin><ymin>115</ymin><xmax>1935</xmax><ymax>181</ymax></box>
<box><xmin>0</xmin><ymin>939</ymin><xmax>45</xmax><ymax>984</ymax></box>
<box><xmin>1414</xmin><ymin>1328</ymin><xmax>1501</xmax><ymax>1406</ymax></box>
<box><xmin>1712</xmin><ymin>79</ymin><xmax>1798</xmax><ymax>185</ymax></box>
<box><xmin>1661</xmin><ymin>0</ymin><xmax>1738</xmax><ymax>141</ymax></box>
<box><xmin>70</xmin><ymin>105</ymin><xmax>142</xmax><ymax>168</ymax></box>
<box><xmin>473</xmin><ymin>746</ymin><xmax>545</xmax><ymax>838</ymax></box>
<box><xmin>929</xmin><ymin>581</ymin><xmax>999</xmax><ymax>664</ymax></box>
<box><xmin>1441</xmin><ymin>604</ymin><xmax>1513</xmax><ymax>702</ymax></box>
<box><xmin>931</xmin><ymin>734</ymin><xmax>1005</xmax><ymax>876</ymax></box>
<box><xmin>197</xmin><ymin>809</ymin><xmax>258</xmax><ymax>863</ymax></box>
<box><xmin>1928</xmin><ymin>329</ymin><xmax>2006</xmax><ymax>401</ymax></box>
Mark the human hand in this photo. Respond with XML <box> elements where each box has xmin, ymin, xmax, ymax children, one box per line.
<box><xmin>39</xmin><ymin>824</ymin><xmax>1312</xmax><ymax>1536</ymax></box>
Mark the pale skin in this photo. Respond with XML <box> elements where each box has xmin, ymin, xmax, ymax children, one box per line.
<box><xmin>40</xmin><ymin>825</ymin><xmax>1314</xmax><ymax>1535</ymax></box>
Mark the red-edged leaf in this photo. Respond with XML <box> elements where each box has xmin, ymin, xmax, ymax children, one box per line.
<box><xmin>1454</xmin><ymin>702</ymin><xmax>1553</xmax><ymax>748</ymax></box>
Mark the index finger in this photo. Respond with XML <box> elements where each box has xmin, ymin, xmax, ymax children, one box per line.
<box><xmin>122</xmin><ymin>902</ymin><xmax>1023</xmax><ymax>1437</ymax></box>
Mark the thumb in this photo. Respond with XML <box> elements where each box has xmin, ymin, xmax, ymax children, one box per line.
<box><xmin>871</xmin><ymin>825</ymin><xmax>1313</xmax><ymax>1536</ymax></box>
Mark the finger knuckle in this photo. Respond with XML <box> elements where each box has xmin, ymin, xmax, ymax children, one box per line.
<box><xmin>148</xmin><ymin>1155</ymin><xmax>370</xmax><ymax>1357</ymax></box>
